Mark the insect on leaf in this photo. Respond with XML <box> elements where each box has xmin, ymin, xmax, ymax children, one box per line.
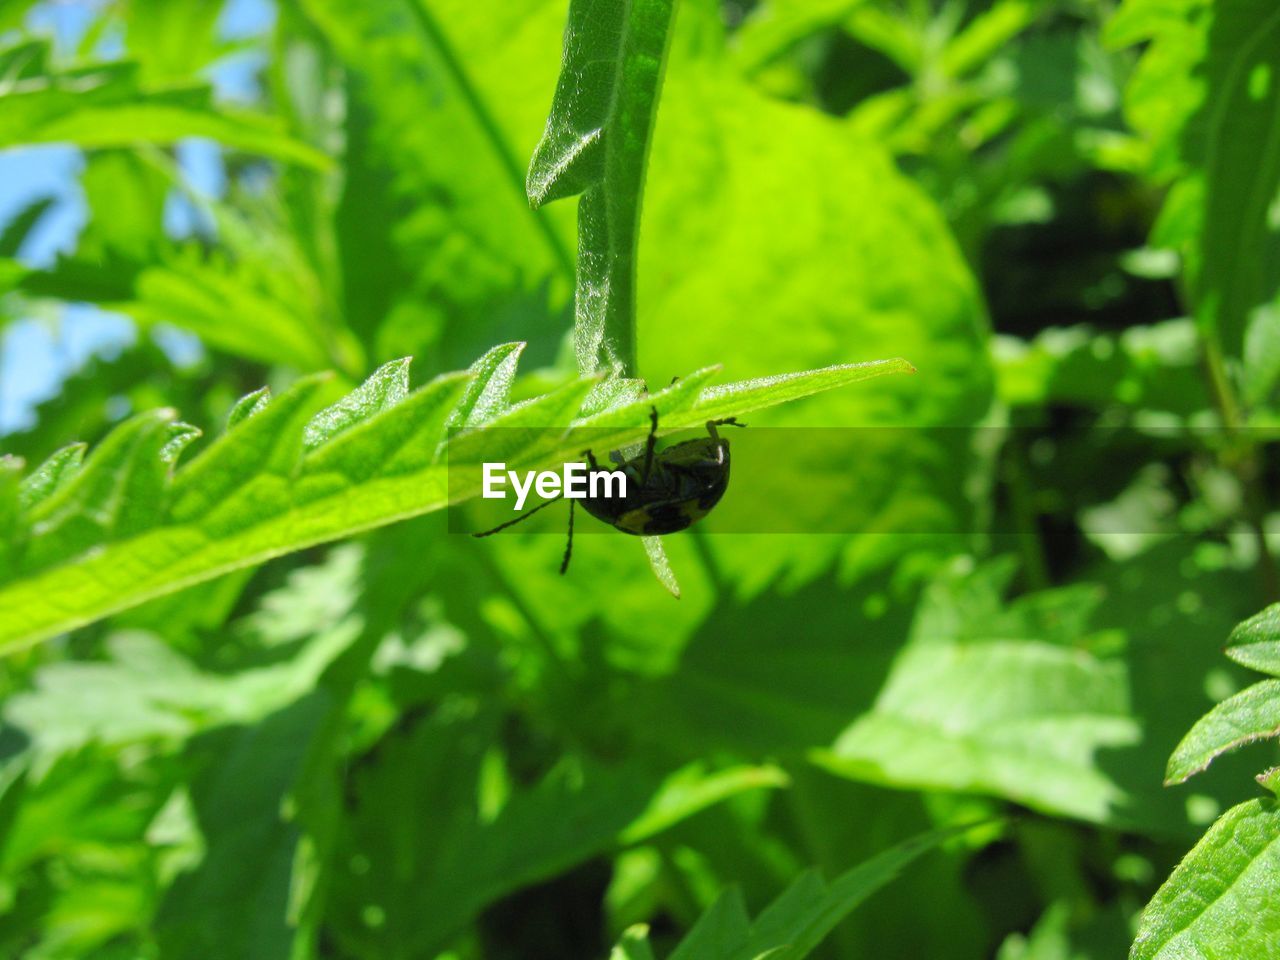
<box><xmin>0</xmin><ymin>347</ymin><xmax>909</xmax><ymax>653</ymax></box>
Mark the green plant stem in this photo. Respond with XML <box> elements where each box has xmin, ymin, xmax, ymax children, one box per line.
<box><xmin>573</xmin><ymin>0</ymin><xmax>679</xmax><ymax>378</ymax></box>
<box><xmin>1200</xmin><ymin>334</ymin><xmax>1279</xmax><ymax>602</ymax></box>
<box><xmin>1004</xmin><ymin>436</ymin><xmax>1050</xmax><ymax>592</ymax></box>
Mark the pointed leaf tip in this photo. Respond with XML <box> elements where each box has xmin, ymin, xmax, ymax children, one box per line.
<box><xmin>643</xmin><ymin>537</ymin><xmax>681</xmax><ymax>598</ymax></box>
<box><xmin>227</xmin><ymin>386</ymin><xmax>271</xmax><ymax>430</ymax></box>
<box><xmin>303</xmin><ymin>357</ymin><xmax>411</xmax><ymax>451</ymax></box>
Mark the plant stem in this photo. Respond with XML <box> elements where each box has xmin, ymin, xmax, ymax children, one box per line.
<box><xmin>1200</xmin><ymin>333</ymin><xmax>1279</xmax><ymax>602</ymax></box>
<box><xmin>574</xmin><ymin>0</ymin><xmax>679</xmax><ymax>378</ymax></box>
<box><xmin>1004</xmin><ymin>437</ymin><xmax>1050</xmax><ymax>592</ymax></box>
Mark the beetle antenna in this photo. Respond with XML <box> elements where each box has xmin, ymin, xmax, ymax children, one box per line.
<box><xmin>559</xmin><ymin>498</ymin><xmax>575</xmax><ymax>574</ymax></box>
<box><xmin>472</xmin><ymin>497</ymin><xmax>559</xmax><ymax>537</ymax></box>
<box><xmin>642</xmin><ymin>406</ymin><xmax>659</xmax><ymax>484</ymax></box>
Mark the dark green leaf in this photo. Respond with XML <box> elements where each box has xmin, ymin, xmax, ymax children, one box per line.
<box><xmin>155</xmin><ymin>696</ymin><xmax>331</xmax><ymax>960</ymax></box>
<box><xmin>1227</xmin><ymin>603</ymin><xmax>1280</xmax><ymax>677</ymax></box>
<box><xmin>1166</xmin><ymin>680</ymin><xmax>1280</xmax><ymax>784</ymax></box>
<box><xmin>645</xmin><ymin>826</ymin><xmax>959</xmax><ymax>960</ymax></box>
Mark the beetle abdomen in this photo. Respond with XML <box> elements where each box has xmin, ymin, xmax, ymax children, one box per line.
<box><xmin>581</xmin><ymin>439</ymin><xmax>730</xmax><ymax>535</ymax></box>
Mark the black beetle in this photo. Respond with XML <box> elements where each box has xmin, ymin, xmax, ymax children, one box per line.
<box><xmin>473</xmin><ymin>407</ymin><xmax>743</xmax><ymax>573</ymax></box>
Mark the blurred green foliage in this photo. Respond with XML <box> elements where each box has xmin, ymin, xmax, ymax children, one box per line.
<box><xmin>2</xmin><ymin>0</ymin><xmax>1280</xmax><ymax>957</ymax></box>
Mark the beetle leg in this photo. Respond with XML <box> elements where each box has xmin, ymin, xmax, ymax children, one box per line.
<box><xmin>472</xmin><ymin>497</ymin><xmax>560</xmax><ymax>537</ymax></box>
<box><xmin>582</xmin><ymin>449</ymin><xmax>600</xmax><ymax>470</ymax></box>
<box><xmin>642</xmin><ymin>406</ymin><xmax>659</xmax><ymax>484</ymax></box>
<box><xmin>705</xmin><ymin>417</ymin><xmax>745</xmax><ymax>446</ymax></box>
<box><xmin>559</xmin><ymin>498</ymin><xmax>575</xmax><ymax>575</ymax></box>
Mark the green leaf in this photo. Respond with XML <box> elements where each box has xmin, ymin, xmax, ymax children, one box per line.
<box><xmin>126</xmin><ymin>250</ymin><xmax>342</xmax><ymax>372</ymax></box>
<box><xmin>4</xmin><ymin>625</ymin><xmax>359</xmax><ymax>759</ymax></box>
<box><xmin>667</xmin><ymin>889</ymin><xmax>753</xmax><ymax>960</ymax></box>
<box><xmin>1190</xmin><ymin>1</ymin><xmax>1280</xmax><ymax>359</ymax></box>
<box><xmin>0</xmin><ymin>746</ymin><xmax>163</xmax><ymax>949</ymax></box>
<box><xmin>0</xmin><ymin>1</ymin><xmax>38</xmax><ymax>34</ymax></box>
<box><xmin>813</xmin><ymin>562</ymin><xmax>1140</xmax><ymax>823</ymax></box>
<box><xmin>302</xmin><ymin>358</ymin><xmax>411</xmax><ymax>451</ymax></box>
<box><xmin>293</xmin><ymin>0</ymin><xmax>573</xmax><ymax>365</ymax></box>
<box><xmin>3</xmin><ymin>545</ymin><xmax>364</xmax><ymax>760</ymax></box>
<box><xmin>635</xmin><ymin>826</ymin><xmax>957</xmax><ymax>960</ymax></box>
<box><xmin>642</xmin><ymin>535</ymin><xmax>681</xmax><ymax>599</ymax></box>
<box><xmin>994</xmin><ymin>320</ymin><xmax>1209</xmax><ymax>415</ymax></box>
<box><xmin>0</xmin><ymin>456</ymin><xmax>21</xmax><ymax>580</ymax></box>
<box><xmin>447</xmin><ymin>341</ymin><xmax>526</xmax><ymax>430</ymax></box>
<box><xmin>997</xmin><ymin>903</ymin><xmax>1129</xmax><ymax>960</ymax></box>
<box><xmin>688</xmin><ymin>360</ymin><xmax>917</xmax><ymax>424</ymax></box>
<box><xmin>633</xmin><ymin>4</ymin><xmax>991</xmax><ymax>591</ymax></box>
<box><xmin>731</xmin><ymin>0</ymin><xmax>868</xmax><ymax>74</ymax></box>
<box><xmin>617</xmin><ymin>764</ymin><xmax>790</xmax><ymax>845</ymax></box>
<box><xmin>21</xmin><ymin>409</ymin><xmax>179</xmax><ymax>574</ymax></box>
<box><xmin>167</xmin><ymin>376</ymin><xmax>336</xmax><ymax>527</ymax></box>
<box><xmin>155</xmin><ymin>695</ymin><xmax>331</xmax><ymax>960</ymax></box>
<box><xmin>0</xmin><ymin>347</ymin><xmax>908</xmax><ymax>652</ymax></box>
<box><xmin>1226</xmin><ymin>603</ymin><xmax>1280</xmax><ymax>677</ymax></box>
<box><xmin>940</xmin><ymin>0</ymin><xmax>1043</xmax><ymax>79</ymax></box>
<box><xmin>226</xmin><ymin>387</ymin><xmax>271</xmax><ymax>431</ymax></box>
<box><xmin>1108</xmin><ymin>0</ymin><xmax>1280</xmax><ymax>358</ymax></box>
<box><xmin>0</xmin><ymin>194</ymin><xmax>55</xmax><ymax>258</ymax></box>
<box><xmin>120</xmin><ymin>0</ymin><xmax>229</xmax><ymax>85</ymax></box>
<box><xmin>1166</xmin><ymin>680</ymin><xmax>1280</xmax><ymax>784</ymax></box>
<box><xmin>0</xmin><ymin>42</ymin><xmax>328</xmax><ymax>167</ymax></box>
<box><xmin>333</xmin><ymin>701</ymin><xmax>785</xmax><ymax>956</ymax></box>
<box><xmin>528</xmin><ymin>0</ymin><xmax>677</xmax><ymax>375</ymax></box>
<box><xmin>611</xmin><ymin>927</ymin><xmax>659</xmax><ymax>960</ymax></box>
<box><xmin>1130</xmin><ymin>798</ymin><xmax>1280</xmax><ymax>960</ymax></box>
<box><xmin>527</xmin><ymin>0</ymin><xmax>673</xmax><ymax>206</ymax></box>
<box><xmin>21</xmin><ymin>152</ymin><xmax>354</xmax><ymax>372</ymax></box>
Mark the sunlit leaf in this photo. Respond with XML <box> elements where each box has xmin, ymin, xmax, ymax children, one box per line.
<box><xmin>0</xmin><ymin>41</ymin><xmax>328</xmax><ymax>167</ymax></box>
<box><xmin>1130</xmin><ymin>798</ymin><xmax>1280</xmax><ymax>960</ymax></box>
<box><xmin>0</xmin><ymin>347</ymin><xmax>908</xmax><ymax>651</ymax></box>
<box><xmin>814</xmin><ymin>562</ymin><xmax>1141</xmax><ymax>823</ymax></box>
<box><xmin>1226</xmin><ymin>602</ymin><xmax>1280</xmax><ymax>677</ymax></box>
<box><xmin>1165</xmin><ymin>680</ymin><xmax>1280</xmax><ymax>784</ymax></box>
<box><xmin>292</xmin><ymin>0</ymin><xmax>574</xmax><ymax>366</ymax></box>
